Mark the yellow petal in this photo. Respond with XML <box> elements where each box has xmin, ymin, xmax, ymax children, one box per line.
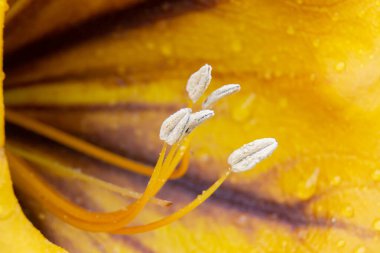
<box><xmin>0</xmin><ymin>1</ymin><xmax>64</xmax><ymax>252</ymax></box>
<box><xmin>4</xmin><ymin>0</ymin><xmax>380</xmax><ymax>252</ymax></box>
<box><xmin>5</xmin><ymin>0</ymin><xmax>143</xmax><ymax>53</ymax></box>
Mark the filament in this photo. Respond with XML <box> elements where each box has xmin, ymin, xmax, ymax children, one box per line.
<box><xmin>6</xmin><ymin>142</ymin><xmax>192</xmax><ymax>231</ymax></box>
<box><xmin>7</xmin><ymin>143</ymin><xmax>171</xmax><ymax>207</ymax></box>
<box><xmin>114</xmin><ymin>169</ymin><xmax>231</xmax><ymax>234</ymax></box>
<box><xmin>7</xmin><ymin>150</ymin><xmax>231</xmax><ymax>234</ymax></box>
<box><xmin>5</xmin><ymin>109</ymin><xmax>190</xmax><ymax>179</ymax></box>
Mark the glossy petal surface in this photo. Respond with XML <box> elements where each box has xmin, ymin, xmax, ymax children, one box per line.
<box><xmin>4</xmin><ymin>0</ymin><xmax>380</xmax><ymax>252</ymax></box>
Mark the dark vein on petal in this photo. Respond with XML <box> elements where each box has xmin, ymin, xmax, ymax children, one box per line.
<box><xmin>7</xmin><ymin>117</ymin><xmax>380</xmax><ymax>241</ymax></box>
<box><xmin>5</xmin><ymin>0</ymin><xmax>222</xmax><ymax>71</ymax></box>
<box><xmin>171</xmin><ymin>170</ymin><xmax>380</xmax><ymax>239</ymax></box>
<box><xmin>112</xmin><ymin>235</ymin><xmax>155</xmax><ymax>253</ymax></box>
<box><xmin>6</xmin><ymin>102</ymin><xmax>180</xmax><ymax>113</ymax></box>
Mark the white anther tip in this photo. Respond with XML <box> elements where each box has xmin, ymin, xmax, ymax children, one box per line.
<box><xmin>186</xmin><ymin>64</ymin><xmax>212</xmax><ymax>103</ymax></box>
<box><xmin>202</xmin><ymin>84</ymin><xmax>241</xmax><ymax>109</ymax></box>
<box><xmin>160</xmin><ymin>108</ymin><xmax>192</xmax><ymax>145</ymax></box>
<box><xmin>228</xmin><ymin>138</ymin><xmax>277</xmax><ymax>173</ymax></box>
<box><xmin>185</xmin><ymin>109</ymin><xmax>215</xmax><ymax>135</ymax></box>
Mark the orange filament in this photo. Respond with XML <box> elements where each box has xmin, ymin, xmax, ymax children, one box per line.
<box><xmin>6</xmin><ymin>143</ymin><xmax>172</xmax><ymax>207</ymax></box>
<box><xmin>6</xmin><ymin>102</ymin><xmax>232</xmax><ymax>233</ymax></box>
<box><xmin>7</xmin><ymin>147</ymin><xmax>167</xmax><ymax>231</ymax></box>
<box><xmin>114</xmin><ymin>170</ymin><xmax>231</xmax><ymax>234</ymax></box>
<box><xmin>5</xmin><ymin>109</ymin><xmax>190</xmax><ymax>179</ymax></box>
<box><xmin>8</xmin><ymin>150</ymin><xmax>231</xmax><ymax>234</ymax></box>
<box><xmin>7</xmin><ymin>142</ymin><xmax>193</xmax><ymax>231</ymax></box>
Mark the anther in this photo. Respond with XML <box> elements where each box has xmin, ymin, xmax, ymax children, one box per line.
<box><xmin>202</xmin><ymin>84</ymin><xmax>240</xmax><ymax>109</ymax></box>
<box><xmin>228</xmin><ymin>138</ymin><xmax>277</xmax><ymax>172</ymax></box>
<box><xmin>186</xmin><ymin>64</ymin><xmax>212</xmax><ymax>103</ymax></box>
<box><xmin>185</xmin><ymin>110</ymin><xmax>215</xmax><ymax>134</ymax></box>
<box><xmin>160</xmin><ymin>108</ymin><xmax>192</xmax><ymax>145</ymax></box>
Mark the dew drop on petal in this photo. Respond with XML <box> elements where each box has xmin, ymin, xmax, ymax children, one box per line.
<box><xmin>231</xmin><ymin>40</ymin><xmax>242</xmax><ymax>52</ymax></box>
<box><xmin>342</xmin><ymin>205</ymin><xmax>354</xmax><ymax>218</ymax></box>
<box><xmin>336</xmin><ymin>240</ymin><xmax>346</xmax><ymax>248</ymax></box>
<box><xmin>335</xmin><ymin>62</ymin><xmax>346</xmax><ymax>72</ymax></box>
<box><xmin>231</xmin><ymin>94</ymin><xmax>255</xmax><ymax>122</ymax></box>
<box><xmin>354</xmin><ymin>246</ymin><xmax>366</xmax><ymax>253</ymax></box>
<box><xmin>330</xmin><ymin>176</ymin><xmax>342</xmax><ymax>186</ymax></box>
<box><xmin>371</xmin><ymin>170</ymin><xmax>380</xmax><ymax>182</ymax></box>
<box><xmin>296</xmin><ymin>168</ymin><xmax>319</xmax><ymax>200</ymax></box>
<box><xmin>286</xmin><ymin>26</ymin><xmax>295</xmax><ymax>35</ymax></box>
<box><xmin>38</xmin><ymin>213</ymin><xmax>46</xmax><ymax>220</ymax></box>
<box><xmin>161</xmin><ymin>45</ymin><xmax>172</xmax><ymax>56</ymax></box>
<box><xmin>372</xmin><ymin>218</ymin><xmax>380</xmax><ymax>231</ymax></box>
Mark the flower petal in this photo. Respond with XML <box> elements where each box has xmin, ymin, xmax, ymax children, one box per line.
<box><xmin>4</xmin><ymin>0</ymin><xmax>380</xmax><ymax>252</ymax></box>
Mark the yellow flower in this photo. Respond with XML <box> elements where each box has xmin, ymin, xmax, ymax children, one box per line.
<box><xmin>2</xmin><ymin>0</ymin><xmax>380</xmax><ymax>252</ymax></box>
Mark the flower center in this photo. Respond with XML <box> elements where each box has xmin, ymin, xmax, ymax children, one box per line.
<box><xmin>3</xmin><ymin>65</ymin><xmax>277</xmax><ymax>234</ymax></box>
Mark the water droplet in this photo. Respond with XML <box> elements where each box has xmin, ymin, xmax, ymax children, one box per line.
<box><xmin>312</xmin><ymin>39</ymin><xmax>320</xmax><ymax>48</ymax></box>
<box><xmin>146</xmin><ymin>42</ymin><xmax>155</xmax><ymax>50</ymax></box>
<box><xmin>231</xmin><ymin>40</ymin><xmax>242</xmax><ymax>52</ymax></box>
<box><xmin>371</xmin><ymin>170</ymin><xmax>380</xmax><ymax>181</ymax></box>
<box><xmin>296</xmin><ymin>168</ymin><xmax>319</xmax><ymax>200</ymax></box>
<box><xmin>237</xmin><ymin>215</ymin><xmax>248</xmax><ymax>225</ymax></box>
<box><xmin>286</xmin><ymin>26</ymin><xmax>295</xmax><ymax>35</ymax></box>
<box><xmin>372</xmin><ymin>219</ymin><xmax>380</xmax><ymax>231</ymax></box>
<box><xmin>355</xmin><ymin>246</ymin><xmax>366</xmax><ymax>253</ymax></box>
<box><xmin>337</xmin><ymin>240</ymin><xmax>346</xmax><ymax>248</ymax></box>
<box><xmin>264</xmin><ymin>71</ymin><xmax>272</xmax><ymax>80</ymax></box>
<box><xmin>332</xmin><ymin>13</ymin><xmax>340</xmax><ymax>21</ymax></box>
<box><xmin>231</xmin><ymin>94</ymin><xmax>255</xmax><ymax>122</ymax></box>
<box><xmin>335</xmin><ymin>62</ymin><xmax>346</xmax><ymax>72</ymax></box>
<box><xmin>279</xmin><ymin>98</ymin><xmax>288</xmax><ymax>108</ymax></box>
<box><xmin>161</xmin><ymin>45</ymin><xmax>172</xmax><ymax>56</ymax></box>
<box><xmin>342</xmin><ymin>205</ymin><xmax>354</xmax><ymax>218</ymax></box>
<box><xmin>330</xmin><ymin>176</ymin><xmax>342</xmax><ymax>186</ymax></box>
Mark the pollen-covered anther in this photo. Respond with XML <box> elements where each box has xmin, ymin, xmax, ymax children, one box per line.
<box><xmin>202</xmin><ymin>84</ymin><xmax>241</xmax><ymax>109</ymax></box>
<box><xmin>160</xmin><ymin>108</ymin><xmax>192</xmax><ymax>145</ymax></box>
<box><xmin>185</xmin><ymin>110</ymin><xmax>215</xmax><ymax>135</ymax></box>
<box><xmin>228</xmin><ymin>138</ymin><xmax>278</xmax><ymax>173</ymax></box>
<box><xmin>186</xmin><ymin>64</ymin><xmax>212</xmax><ymax>103</ymax></box>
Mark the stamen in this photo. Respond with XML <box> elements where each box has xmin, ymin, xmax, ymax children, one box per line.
<box><xmin>202</xmin><ymin>84</ymin><xmax>241</xmax><ymax>109</ymax></box>
<box><xmin>5</xmin><ymin>109</ymin><xmax>190</xmax><ymax>179</ymax></box>
<box><xmin>113</xmin><ymin>169</ymin><xmax>232</xmax><ymax>234</ymax></box>
<box><xmin>160</xmin><ymin>108</ymin><xmax>192</xmax><ymax>145</ymax></box>
<box><xmin>7</xmin><ymin>141</ymin><xmax>188</xmax><ymax>232</ymax></box>
<box><xmin>7</xmin><ymin>143</ymin><xmax>172</xmax><ymax>207</ymax></box>
<box><xmin>185</xmin><ymin>110</ymin><xmax>214</xmax><ymax>134</ymax></box>
<box><xmin>160</xmin><ymin>108</ymin><xmax>191</xmax><ymax>142</ymax></box>
<box><xmin>6</xmin><ymin>147</ymin><xmax>169</xmax><ymax>231</ymax></box>
<box><xmin>5</xmin><ymin>64</ymin><xmax>279</xmax><ymax>234</ymax></box>
<box><xmin>186</xmin><ymin>64</ymin><xmax>212</xmax><ymax>103</ymax></box>
<box><xmin>228</xmin><ymin>138</ymin><xmax>278</xmax><ymax>173</ymax></box>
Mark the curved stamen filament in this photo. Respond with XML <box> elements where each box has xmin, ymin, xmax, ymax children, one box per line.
<box><xmin>7</xmin><ymin>141</ymin><xmax>192</xmax><ymax>231</ymax></box>
<box><xmin>5</xmin><ymin>109</ymin><xmax>190</xmax><ymax>179</ymax></box>
<box><xmin>7</xmin><ymin>143</ymin><xmax>172</xmax><ymax>207</ymax></box>
<box><xmin>114</xmin><ymin>169</ymin><xmax>231</xmax><ymax>234</ymax></box>
<box><xmin>7</xmin><ymin>146</ymin><xmax>167</xmax><ymax>226</ymax></box>
<box><xmin>8</xmin><ymin>149</ymin><xmax>231</xmax><ymax>234</ymax></box>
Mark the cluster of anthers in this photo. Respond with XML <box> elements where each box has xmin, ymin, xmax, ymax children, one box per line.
<box><xmin>5</xmin><ymin>64</ymin><xmax>277</xmax><ymax>234</ymax></box>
